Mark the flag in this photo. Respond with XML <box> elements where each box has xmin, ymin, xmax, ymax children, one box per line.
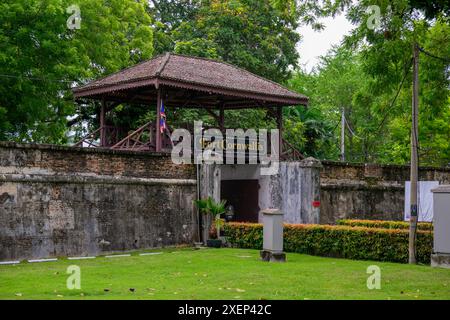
<box><xmin>160</xmin><ymin>101</ymin><xmax>166</xmax><ymax>134</ymax></box>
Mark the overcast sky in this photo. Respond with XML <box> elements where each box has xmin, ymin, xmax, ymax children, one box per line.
<box><xmin>297</xmin><ymin>13</ymin><xmax>354</xmax><ymax>72</ymax></box>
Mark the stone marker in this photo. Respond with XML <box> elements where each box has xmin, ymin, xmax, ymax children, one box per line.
<box><xmin>431</xmin><ymin>185</ymin><xmax>450</xmax><ymax>269</ymax></box>
<box><xmin>28</xmin><ymin>258</ymin><xmax>58</xmax><ymax>263</ymax></box>
<box><xmin>260</xmin><ymin>208</ymin><xmax>286</xmax><ymax>262</ymax></box>
<box><xmin>0</xmin><ymin>261</ymin><xmax>20</xmax><ymax>265</ymax></box>
<box><xmin>139</xmin><ymin>252</ymin><xmax>163</xmax><ymax>256</ymax></box>
<box><xmin>105</xmin><ymin>254</ymin><xmax>131</xmax><ymax>258</ymax></box>
<box><xmin>68</xmin><ymin>256</ymin><xmax>96</xmax><ymax>260</ymax></box>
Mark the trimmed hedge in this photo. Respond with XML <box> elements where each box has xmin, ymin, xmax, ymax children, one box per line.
<box><xmin>336</xmin><ymin>219</ymin><xmax>433</xmax><ymax>231</ymax></box>
<box><xmin>224</xmin><ymin>222</ymin><xmax>433</xmax><ymax>264</ymax></box>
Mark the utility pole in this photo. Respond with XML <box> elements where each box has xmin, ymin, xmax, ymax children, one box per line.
<box><xmin>409</xmin><ymin>43</ymin><xmax>419</xmax><ymax>264</ymax></box>
<box><xmin>341</xmin><ymin>107</ymin><xmax>345</xmax><ymax>162</ymax></box>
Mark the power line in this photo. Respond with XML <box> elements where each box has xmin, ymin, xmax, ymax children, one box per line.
<box><xmin>375</xmin><ymin>57</ymin><xmax>414</xmax><ymax>132</ymax></box>
<box><xmin>331</xmin><ymin>120</ymin><xmax>340</xmax><ymax>133</ymax></box>
<box><xmin>418</xmin><ymin>47</ymin><xmax>450</xmax><ymax>63</ymax></box>
<box><xmin>344</xmin><ymin>116</ymin><xmax>363</xmax><ymax>140</ymax></box>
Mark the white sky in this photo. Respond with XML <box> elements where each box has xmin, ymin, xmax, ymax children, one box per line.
<box><xmin>297</xmin><ymin>13</ymin><xmax>354</xmax><ymax>72</ymax></box>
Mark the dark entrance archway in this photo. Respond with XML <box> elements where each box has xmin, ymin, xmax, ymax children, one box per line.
<box><xmin>221</xmin><ymin>179</ymin><xmax>259</xmax><ymax>223</ymax></box>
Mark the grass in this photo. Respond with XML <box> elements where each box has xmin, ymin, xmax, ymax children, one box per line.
<box><xmin>1</xmin><ymin>248</ymin><xmax>450</xmax><ymax>300</ymax></box>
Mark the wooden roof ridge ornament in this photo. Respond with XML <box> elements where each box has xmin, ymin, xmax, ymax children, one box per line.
<box><xmin>155</xmin><ymin>52</ymin><xmax>171</xmax><ymax>77</ymax></box>
<box><xmin>155</xmin><ymin>52</ymin><xmax>171</xmax><ymax>89</ymax></box>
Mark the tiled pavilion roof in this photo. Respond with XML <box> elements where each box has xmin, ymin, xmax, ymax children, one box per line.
<box><xmin>73</xmin><ymin>53</ymin><xmax>308</xmax><ymax>108</ymax></box>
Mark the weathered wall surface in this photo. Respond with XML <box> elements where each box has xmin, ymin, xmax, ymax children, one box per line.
<box><xmin>320</xmin><ymin>161</ymin><xmax>450</xmax><ymax>224</ymax></box>
<box><xmin>0</xmin><ymin>142</ymin><xmax>197</xmax><ymax>261</ymax></box>
<box><xmin>4</xmin><ymin>140</ymin><xmax>450</xmax><ymax>261</ymax></box>
<box><xmin>220</xmin><ymin>160</ymin><xmax>321</xmax><ymax>224</ymax></box>
<box><xmin>214</xmin><ymin>160</ymin><xmax>450</xmax><ymax>225</ymax></box>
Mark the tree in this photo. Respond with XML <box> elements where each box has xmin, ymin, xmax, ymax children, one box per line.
<box><xmin>288</xmin><ymin>1</ymin><xmax>449</xmax><ymax>166</ymax></box>
<box><xmin>288</xmin><ymin>47</ymin><xmax>367</xmax><ymax>160</ymax></box>
<box><xmin>148</xmin><ymin>0</ymin><xmax>302</xmax><ymax>132</ymax></box>
<box><xmin>153</xmin><ymin>0</ymin><xmax>301</xmax><ymax>84</ymax></box>
<box><xmin>343</xmin><ymin>1</ymin><xmax>450</xmax><ymax>166</ymax></box>
<box><xmin>0</xmin><ymin>0</ymin><xmax>154</xmax><ymax>143</ymax></box>
<box><xmin>408</xmin><ymin>0</ymin><xmax>450</xmax><ymax>19</ymax></box>
<box><xmin>149</xmin><ymin>0</ymin><xmax>201</xmax><ymax>54</ymax></box>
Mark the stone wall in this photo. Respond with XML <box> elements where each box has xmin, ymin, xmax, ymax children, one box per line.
<box><xmin>0</xmin><ymin>142</ymin><xmax>197</xmax><ymax>261</ymax></box>
<box><xmin>3</xmin><ymin>140</ymin><xmax>450</xmax><ymax>261</ymax></box>
<box><xmin>320</xmin><ymin>161</ymin><xmax>450</xmax><ymax>224</ymax></box>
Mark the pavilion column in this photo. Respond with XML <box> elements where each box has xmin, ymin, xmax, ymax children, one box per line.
<box><xmin>100</xmin><ymin>97</ymin><xmax>106</xmax><ymax>147</ymax></box>
<box><xmin>219</xmin><ymin>104</ymin><xmax>225</xmax><ymax>133</ymax></box>
<box><xmin>156</xmin><ymin>87</ymin><xmax>162</xmax><ymax>152</ymax></box>
<box><xmin>277</xmin><ymin>106</ymin><xmax>283</xmax><ymax>157</ymax></box>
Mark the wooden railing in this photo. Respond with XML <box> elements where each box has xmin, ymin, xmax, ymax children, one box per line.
<box><xmin>281</xmin><ymin>138</ymin><xmax>305</xmax><ymax>161</ymax></box>
<box><xmin>74</xmin><ymin>124</ymin><xmax>304</xmax><ymax>160</ymax></box>
<box><xmin>74</xmin><ymin>126</ymin><xmax>122</xmax><ymax>148</ymax></box>
<box><xmin>111</xmin><ymin>121</ymin><xmax>173</xmax><ymax>152</ymax></box>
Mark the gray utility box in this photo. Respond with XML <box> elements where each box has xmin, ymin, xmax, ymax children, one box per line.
<box><xmin>260</xmin><ymin>209</ymin><xmax>286</xmax><ymax>262</ymax></box>
<box><xmin>431</xmin><ymin>185</ymin><xmax>450</xmax><ymax>268</ymax></box>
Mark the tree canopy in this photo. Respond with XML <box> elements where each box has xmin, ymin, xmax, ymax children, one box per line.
<box><xmin>0</xmin><ymin>0</ymin><xmax>153</xmax><ymax>143</ymax></box>
<box><xmin>0</xmin><ymin>0</ymin><xmax>449</xmax><ymax>167</ymax></box>
<box><xmin>288</xmin><ymin>0</ymin><xmax>450</xmax><ymax>166</ymax></box>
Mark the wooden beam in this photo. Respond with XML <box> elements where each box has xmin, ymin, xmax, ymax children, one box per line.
<box><xmin>156</xmin><ymin>88</ymin><xmax>162</xmax><ymax>152</ymax></box>
<box><xmin>219</xmin><ymin>103</ymin><xmax>225</xmax><ymax>132</ymax></box>
<box><xmin>205</xmin><ymin>109</ymin><xmax>220</xmax><ymax>122</ymax></box>
<box><xmin>100</xmin><ymin>97</ymin><xmax>106</xmax><ymax>147</ymax></box>
<box><xmin>166</xmin><ymin>98</ymin><xmax>220</xmax><ymax>106</ymax></box>
<box><xmin>277</xmin><ymin>106</ymin><xmax>283</xmax><ymax>156</ymax></box>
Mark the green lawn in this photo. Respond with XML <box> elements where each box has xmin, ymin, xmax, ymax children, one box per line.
<box><xmin>1</xmin><ymin>248</ymin><xmax>449</xmax><ymax>300</ymax></box>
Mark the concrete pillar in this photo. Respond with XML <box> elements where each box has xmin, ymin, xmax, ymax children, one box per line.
<box><xmin>260</xmin><ymin>208</ymin><xmax>286</xmax><ymax>262</ymax></box>
<box><xmin>259</xmin><ymin>169</ymin><xmax>281</xmax><ymax>222</ymax></box>
<box><xmin>200</xmin><ymin>163</ymin><xmax>221</xmax><ymax>201</ymax></box>
<box><xmin>431</xmin><ymin>185</ymin><xmax>450</xmax><ymax>268</ymax></box>
<box><xmin>299</xmin><ymin>157</ymin><xmax>322</xmax><ymax>224</ymax></box>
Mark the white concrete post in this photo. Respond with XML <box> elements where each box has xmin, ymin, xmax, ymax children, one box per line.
<box><xmin>431</xmin><ymin>185</ymin><xmax>450</xmax><ymax>268</ymax></box>
<box><xmin>260</xmin><ymin>208</ymin><xmax>286</xmax><ymax>262</ymax></box>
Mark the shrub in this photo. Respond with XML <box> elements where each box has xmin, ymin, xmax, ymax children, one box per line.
<box><xmin>336</xmin><ymin>219</ymin><xmax>433</xmax><ymax>231</ymax></box>
<box><xmin>224</xmin><ymin>222</ymin><xmax>433</xmax><ymax>264</ymax></box>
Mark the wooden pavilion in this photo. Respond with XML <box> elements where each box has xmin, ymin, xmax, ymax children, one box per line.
<box><xmin>72</xmin><ymin>53</ymin><xmax>308</xmax><ymax>159</ymax></box>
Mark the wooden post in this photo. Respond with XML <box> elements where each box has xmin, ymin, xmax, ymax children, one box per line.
<box><xmin>100</xmin><ymin>97</ymin><xmax>106</xmax><ymax>147</ymax></box>
<box><xmin>277</xmin><ymin>107</ymin><xmax>283</xmax><ymax>156</ymax></box>
<box><xmin>219</xmin><ymin>104</ymin><xmax>225</xmax><ymax>133</ymax></box>
<box><xmin>219</xmin><ymin>104</ymin><xmax>225</xmax><ymax>163</ymax></box>
<box><xmin>409</xmin><ymin>43</ymin><xmax>419</xmax><ymax>264</ymax></box>
<box><xmin>156</xmin><ymin>88</ymin><xmax>162</xmax><ymax>152</ymax></box>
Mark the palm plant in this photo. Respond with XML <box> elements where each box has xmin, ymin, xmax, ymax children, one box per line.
<box><xmin>207</xmin><ymin>198</ymin><xmax>227</xmax><ymax>238</ymax></box>
<box><xmin>195</xmin><ymin>198</ymin><xmax>210</xmax><ymax>215</ymax></box>
<box><xmin>195</xmin><ymin>197</ymin><xmax>227</xmax><ymax>240</ymax></box>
